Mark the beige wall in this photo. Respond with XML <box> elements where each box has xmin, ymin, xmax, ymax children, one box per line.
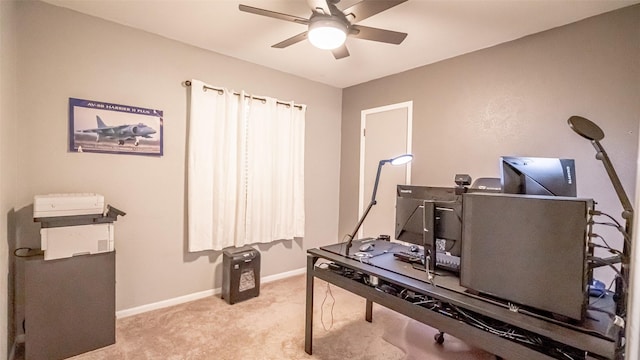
<box><xmin>341</xmin><ymin>5</ymin><xmax>640</xmax><ymax>285</ymax></box>
<box><xmin>6</xmin><ymin>0</ymin><xmax>639</xmax><ymax>356</ymax></box>
<box><xmin>11</xmin><ymin>0</ymin><xmax>342</xmax><ymax>339</ymax></box>
<box><xmin>1</xmin><ymin>0</ymin><xmax>19</xmax><ymax>356</ymax></box>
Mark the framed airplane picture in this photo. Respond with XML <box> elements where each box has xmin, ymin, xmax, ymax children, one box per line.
<box><xmin>69</xmin><ymin>97</ymin><xmax>163</xmax><ymax>156</ymax></box>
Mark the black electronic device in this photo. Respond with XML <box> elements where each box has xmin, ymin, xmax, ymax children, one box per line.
<box><xmin>393</xmin><ymin>251</ymin><xmax>422</xmax><ymax>263</ymax></box>
<box><xmin>222</xmin><ymin>246</ymin><xmax>261</xmax><ymax>304</ymax></box>
<box><xmin>435</xmin><ymin>252</ymin><xmax>461</xmax><ymax>273</ymax></box>
<box><xmin>500</xmin><ymin>156</ymin><xmax>577</xmax><ymax>196</ymax></box>
<box><xmin>395</xmin><ymin>185</ymin><xmax>463</xmax><ymax>271</ymax></box>
<box><xmin>454</xmin><ymin>174</ymin><xmax>472</xmax><ymax>186</ymax></box>
<box><xmin>461</xmin><ymin>192</ymin><xmax>592</xmax><ymax>321</ymax></box>
<box><xmin>469</xmin><ymin>177</ymin><xmax>502</xmax><ymax>193</ymax></box>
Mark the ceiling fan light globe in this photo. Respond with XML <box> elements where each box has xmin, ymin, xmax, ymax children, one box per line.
<box><xmin>308</xmin><ymin>18</ymin><xmax>347</xmax><ymax>50</ymax></box>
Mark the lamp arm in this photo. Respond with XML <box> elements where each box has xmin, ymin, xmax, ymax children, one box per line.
<box><xmin>591</xmin><ymin>140</ymin><xmax>634</xmax><ymax>216</ymax></box>
<box><xmin>346</xmin><ymin>160</ymin><xmax>388</xmax><ymax>256</ymax></box>
<box><xmin>370</xmin><ymin>160</ymin><xmax>388</xmax><ymax>202</ymax></box>
<box><xmin>345</xmin><ymin>199</ymin><xmax>376</xmax><ymax>256</ymax></box>
<box><xmin>591</xmin><ymin>139</ymin><xmax>633</xmax><ymax>319</ymax></box>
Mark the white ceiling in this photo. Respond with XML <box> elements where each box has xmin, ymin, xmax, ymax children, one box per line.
<box><xmin>42</xmin><ymin>0</ymin><xmax>638</xmax><ymax>88</ymax></box>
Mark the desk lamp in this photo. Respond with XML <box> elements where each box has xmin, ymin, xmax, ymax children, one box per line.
<box><xmin>345</xmin><ymin>154</ymin><xmax>413</xmax><ymax>256</ymax></box>
<box><xmin>568</xmin><ymin>115</ymin><xmax>633</xmax><ymax>316</ymax></box>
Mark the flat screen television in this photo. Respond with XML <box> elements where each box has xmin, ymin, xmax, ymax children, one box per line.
<box><xmin>461</xmin><ymin>192</ymin><xmax>592</xmax><ymax>321</ymax></box>
<box><xmin>500</xmin><ymin>156</ymin><xmax>576</xmax><ymax>197</ymax></box>
<box><xmin>395</xmin><ymin>185</ymin><xmax>463</xmax><ymax>264</ymax></box>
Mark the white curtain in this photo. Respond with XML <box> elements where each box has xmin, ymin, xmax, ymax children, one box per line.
<box><xmin>188</xmin><ymin>79</ymin><xmax>305</xmax><ymax>251</ymax></box>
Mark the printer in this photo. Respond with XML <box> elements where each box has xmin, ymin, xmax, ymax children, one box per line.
<box><xmin>33</xmin><ymin>193</ymin><xmax>125</xmax><ymax>261</ymax></box>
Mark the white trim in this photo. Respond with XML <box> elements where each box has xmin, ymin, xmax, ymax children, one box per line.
<box><xmin>625</xmin><ymin>121</ymin><xmax>640</xmax><ymax>359</ymax></box>
<box><xmin>358</xmin><ymin>112</ymin><xmax>367</xmax><ymax>232</ymax></box>
<box><xmin>116</xmin><ymin>289</ymin><xmax>217</xmax><ymax>319</ymax></box>
<box><xmin>262</xmin><ymin>266</ymin><xmax>306</xmax><ymax>283</ymax></box>
<box><xmin>405</xmin><ymin>101</ymin><xmax>413</xmax><ymax>184</ymax></box>
<box><xmin>358</xmin><ymin>101</ymin><xmax>413</xmax><ymax>238</ymax></box>
<box><xmin>115</xmin><ymin>267</ymin><xmax>305</xmax><ymax>318</ymax></box>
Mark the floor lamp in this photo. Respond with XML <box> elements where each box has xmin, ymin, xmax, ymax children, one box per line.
<box><xmin>568</xmin><ymin>115</ymin><xmax>633</xmax><ymax>358</ymax></box>
<box><xmin>345</xmin><ymin>153</ymin><xmax>413</xmax><ymax>256</ymax></box>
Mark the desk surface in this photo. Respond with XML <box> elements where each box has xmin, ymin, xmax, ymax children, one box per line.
<box><xmin>313</xmin><ymin>239</ymin><xmax>618</xmax><ymax>359</ymax></box>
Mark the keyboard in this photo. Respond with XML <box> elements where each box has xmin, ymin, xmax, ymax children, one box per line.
<box><xmin>393</xmin><ymin>251</ymin><xmax>422</xmax><ymax>263</ymax></box>
<box><xmin>436</xmin><ymin>253</ymin><xmax>461</xmax><ymax>273</ymax></box>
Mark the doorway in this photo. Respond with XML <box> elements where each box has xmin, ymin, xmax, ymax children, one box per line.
<box><xmin>358</xmin><ymin>101</ymin><xmax>413</xmax><ymax>239</ymax></box>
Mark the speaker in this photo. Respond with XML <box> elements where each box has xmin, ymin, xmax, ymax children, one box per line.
<box><xmin>222</xmin><ymin>246</ymin><xmax>261</xmax><ymax>304</ymax></box>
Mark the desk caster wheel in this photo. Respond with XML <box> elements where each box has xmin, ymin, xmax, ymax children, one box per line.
<box><xmin>434</xmin><ymin>331</ymin><xmax>445</xmax><ymax>344</ymax></box>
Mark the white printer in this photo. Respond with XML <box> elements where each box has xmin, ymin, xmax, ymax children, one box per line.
<box><xmin>34</xmin><ymin>193</ymin><xmax>104</xmax><ymax>218</ymax></box>
<box><xmin>33</xmin><ymin>193</ymin><xmax>125</xmax><ymax>261</ymax></box>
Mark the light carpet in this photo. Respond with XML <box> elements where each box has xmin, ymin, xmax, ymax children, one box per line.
<box><xmin>27</xmin><ymin>274</ymin><xmax>496</xmax><ymax>359</ymax></box>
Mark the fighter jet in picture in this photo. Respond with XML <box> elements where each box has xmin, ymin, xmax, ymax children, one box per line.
<box><xmin>79</xmin><ymin>115</ymin><xmax>157</xmax><ymax>146</ymax></box>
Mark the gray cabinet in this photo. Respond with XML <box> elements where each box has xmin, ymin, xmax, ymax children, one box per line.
<box><xmin>24</xmin><ymin>252</ymin><xmax>115</xmax><ymax>360</ymax></box>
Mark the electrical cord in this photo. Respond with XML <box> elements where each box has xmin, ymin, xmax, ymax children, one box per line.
<box><xmin>590</xmin><ymin>243</ymin><xmax>624</xmax><ymax>257</ymax></box>
<box><xmin>590</xmin><ymin>233</ymin><xmax>615</xmax><ymax>251</ymax></box>
<box><xmin>589</xmin><ymin>258</ymin><xmax>625</xmax><ymax>281</ymax></box>
<box><xmin>13</xmin><ymin>247</ymin><xmax>43</xmax><ymax>258</ymax></box>
<box><xmin>320</xmin><ymin>281</ymin><xmax>335</xmax><ymax>331</ymax></box>
<box><xmin>589</xmin><ymin>278</ymin><xmax>616</xmax><ymax>309</ymax></box>
<box><xmin>591</xmin><ymin>221</ymin><xmax>631</xmax><ymax>248</ymax></box>
<box><xmin>593</xmin><ymin>211</ymin><xmax>623</xmax><ymax>228</ymax></box>
<box><xmin>452</xmin><ymin>305</ymin><xmax>540</xmax><ymax>345</ymax></box>
<box><xmin>587</xmin><ymin>306</ymin><xmax>617</xmax><ymax>317</ymax></box>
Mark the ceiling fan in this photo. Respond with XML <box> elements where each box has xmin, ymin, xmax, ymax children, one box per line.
<box><xmin>238</xmin><ymin>0</ymin><xmax>408</xmax><ymax>59</ymax></box>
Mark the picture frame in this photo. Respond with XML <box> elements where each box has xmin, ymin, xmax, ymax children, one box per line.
<box><xmin>69</xmin><ymin>97</ymin><xmax>163</xmax><ymax>156</ymax></box>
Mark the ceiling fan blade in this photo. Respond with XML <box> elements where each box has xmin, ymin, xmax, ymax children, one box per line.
<box><xmin>272</xmin><ymin>32</ymin><xmax>308</xmax><ymax>48</ymax></box>
<box><xmin>332</xmin><ymin>44</ymin><xmax>350</xmax><ymax>59</ymax></box>
<box><xmin>307</xmin><ymin>0</ymin><xmax>331</xmax><ymax>15</ymax></box>
<box><xmin>342</xmin><ymin>0</ymin><xmax>407</xmax><ymax>23</ymax></box>
<box><xmin>350</xmin><ymin>24</ymin><xmax>407</xmax><ymax>44</ymax></box>
<box><xmin>239</xmin><ymin>4</ymin><xmax>309</xmax><ymax>25</ymax></box>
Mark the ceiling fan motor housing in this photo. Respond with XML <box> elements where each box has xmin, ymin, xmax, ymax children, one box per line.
<box><xmin>308</xmin><ymin>15</ymin><xmax>349</xmax><ymax>50</ymax></box>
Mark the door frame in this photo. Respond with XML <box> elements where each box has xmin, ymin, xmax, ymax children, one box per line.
<box><xmin>358</xmin><ymin>101</ymin><xmax>413</xmax><ymax>238</ymax></box>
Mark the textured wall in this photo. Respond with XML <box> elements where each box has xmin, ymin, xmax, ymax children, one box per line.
<box><xmin>340</xmin><ymin>5</ymin><xmax>640</xmax><ymax>285</ymax></box>
<box><xmin>13</xmin><ymin>0</ymin><xmax>341</xmax><ymax>330</ymax></box>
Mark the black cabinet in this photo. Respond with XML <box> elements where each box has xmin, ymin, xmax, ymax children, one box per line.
<box><xmin>24</xmin><ymin>252</ymin><xmax>115</xmax><ymax>360</ymax></box>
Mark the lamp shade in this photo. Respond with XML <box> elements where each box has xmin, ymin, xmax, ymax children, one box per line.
<box><xmin>308</xmin><ymin>17</ymin><xmax>347</xmax><ymax>50</ymax></box>
<box><xmin>390</xmin><ymin>154</ymin><xmax>413</xmax><ymax>165</ymax></box>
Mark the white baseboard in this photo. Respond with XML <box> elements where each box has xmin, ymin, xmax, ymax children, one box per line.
<box><xmin>116</xmin><ymin>288</ymin><xmax>217</xmax><ymax>318</ymax></box>
<box><xmin>262</xmin><ymin>266</ymin><xmax>306</xmax><ymax>284</ymax></box>
<box><xmin>116</xmin><ymin>267</ymin><xmax>305</xmax><ymax>319</ymax></box>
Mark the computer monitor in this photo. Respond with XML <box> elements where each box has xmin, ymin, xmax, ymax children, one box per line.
<box><xmin>500</xmin><ymin>156</ymin><xmax>576</xmax><ymax>197</ymax></box>
<box><xmin>395</xmin><ymin>185</ymin><xmax>463</xmax><ymax>257</ymax></box>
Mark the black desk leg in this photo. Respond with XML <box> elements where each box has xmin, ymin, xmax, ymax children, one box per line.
<box><xmin>366</xmin><ymin>299</ymin><xmax>373</xmax><ymax>322</ymax></box>
<box><xmin>305</xmin><ymin>254</ymin><xmax>317</xmax><ymax>355</ymax></box>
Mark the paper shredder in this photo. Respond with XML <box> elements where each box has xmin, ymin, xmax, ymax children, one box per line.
<box><xmin>222</xmin><ymin>246</ymin><xmax>261</xmax><ymax>304</ymax></box>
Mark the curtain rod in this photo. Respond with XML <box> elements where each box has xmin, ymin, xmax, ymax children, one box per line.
<box><xmin>183</xmin><ymin>80</ymin><xmax>303</xmax><ymax>110</ymax></box>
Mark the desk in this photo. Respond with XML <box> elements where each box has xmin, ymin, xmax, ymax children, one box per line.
<box><xmin>305</xmin><ymin>240</ymin><xmax>619</xmax><ymax>360</ymax></box>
